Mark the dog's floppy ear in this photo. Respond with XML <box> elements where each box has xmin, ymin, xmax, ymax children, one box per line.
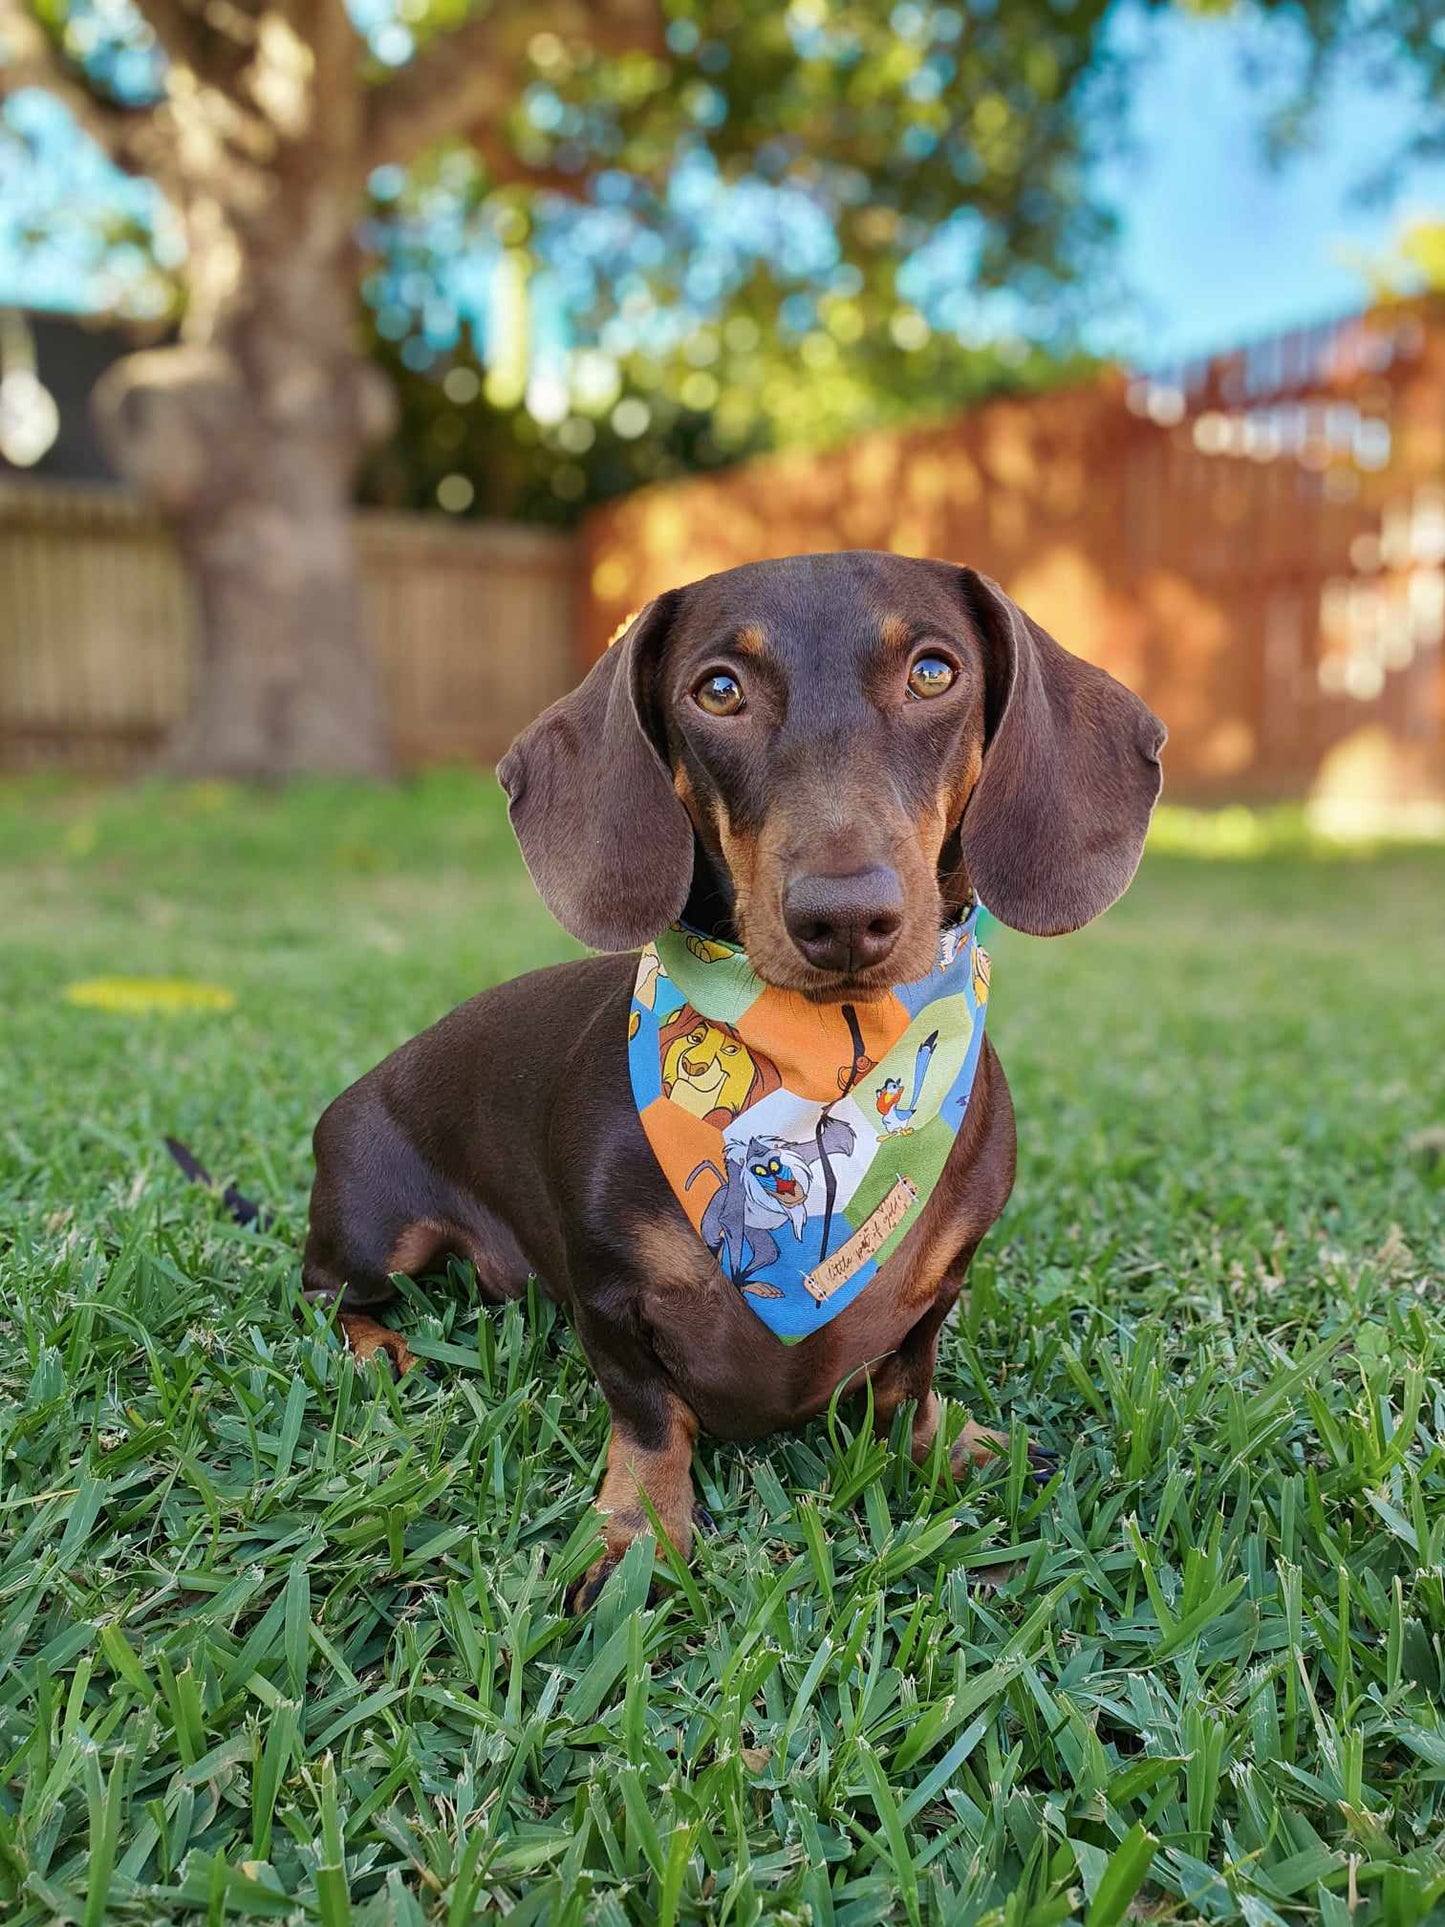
<box><xmin>954</xmin><ymin>568</ymin><xmax>1166</xmax><ymax>937</ymax></box>
<box><xmin>498</xmin><ymin>595</ymin><xmax>693</xmax><ymax>951</ymax></box>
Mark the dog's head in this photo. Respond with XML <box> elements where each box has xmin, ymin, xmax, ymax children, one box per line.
<box><xmin>499</xmin><ymin>552</ymin><xmax>1166</xmax><ymax>999</ymax></box>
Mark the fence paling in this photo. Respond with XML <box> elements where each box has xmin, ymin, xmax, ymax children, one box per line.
<box><xmin>0</xmin><ymin>484</ymin><xmax>579</xmax><ymax>770</ymax></box>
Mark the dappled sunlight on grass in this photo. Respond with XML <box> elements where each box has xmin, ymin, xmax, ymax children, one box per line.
<box><xmin>1150</xmin><ymin>800</ymin><xmax>1445</xmax><ymax>859</ymax></box>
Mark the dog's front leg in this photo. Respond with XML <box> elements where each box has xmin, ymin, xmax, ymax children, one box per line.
<box><xmin>567</xmin><ymin>1306</ymin><xmax>702</xmax><ymax>1612</ymax></box>
<box><xmin>867</xmin><ymin>1288</ymin><xmax>963</xmax><ymax>1466</ymax></box>
<box><xmin>869</xmin><ymin>1262</ymin><xmax>1056</xmax><ymax>1482</ymax></box>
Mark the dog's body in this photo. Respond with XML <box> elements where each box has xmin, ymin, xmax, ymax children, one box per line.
<box><xmin>305</xmin><ymin>552</ymin><xmax>1164</xmax><ymax>1606</ymax></box>
<box><xmin>305</xmin><ymin>951</ymin><xmax>1014</xmax><ymax>1439</ymax></box>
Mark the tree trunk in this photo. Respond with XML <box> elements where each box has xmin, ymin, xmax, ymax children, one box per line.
<box><xmin>171</xmin><ymin>396</ymin><xmax>387</xmax><ymax>777</ymax></box>
<box><xmin>94</xmin><ymin>183</ymin><xmax>396</xmax><ymax>778</ymax></box>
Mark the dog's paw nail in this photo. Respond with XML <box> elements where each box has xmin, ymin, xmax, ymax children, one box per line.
<box><xmin>693</xmin><ymin>1503</ymin><xmax>718</xmax><ymax>1536</ymax></box>
<box><xmin>968</xmin><ymin>1561</ymin><xmax>1019</xmax><ymax>1593</ymax></box>
<box><xmin>566</xmin><ymin>1557</ymin><xmax>618</xmax><ymax>1614</ymax></box>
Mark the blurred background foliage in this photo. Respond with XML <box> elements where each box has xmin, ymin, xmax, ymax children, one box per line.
<box><xmin>3</xmin><ymin>0</ymin><xmax>1444</xmax><ymax>525</ymax></box>
<box><xmin>330</xmin><ymin>0</ymin><xmax>1128</xmax><ymax>520</ymax></box>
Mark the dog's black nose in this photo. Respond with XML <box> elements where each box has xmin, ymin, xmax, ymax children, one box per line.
<box><xmin>783</xmin><ymin>866</ymin><xmax>904</xmax><ymax>974</ymax></box>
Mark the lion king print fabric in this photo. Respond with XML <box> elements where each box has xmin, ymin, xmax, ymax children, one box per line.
<box><xmin>628</xmin><ymin>905</ymin><xmax>991</xmax><ymax>1342</ymax></box>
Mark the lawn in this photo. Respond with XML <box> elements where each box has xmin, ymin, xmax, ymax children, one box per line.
<box><xmin>2</xmin><ymin>773</ymin><xmax>1443</xmax><ymax>1926</ymax></box>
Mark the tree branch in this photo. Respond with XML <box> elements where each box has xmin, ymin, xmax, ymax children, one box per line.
<box><xmin>361</xmin><ymin>0</ymin><xmax>657</xmax><ymax>175</ymax></box>
<box><xmin>0</xmin><ymin>0</ymin><xmax>172</xmax><ymax>176</ymax></box>
<box><xmin>471</xmin><ymin>119</ymin><xmax>584</xmax><ymax>194</ymax></box>
<box><xmin>306</xmin><ymin>0</ymin><xmax>362</xmax><ymax>153</ymax></box>
<box><xmin>127</xmin><ymin>0</ymin><xmax>220</xmax><ymax>81</ymax></box>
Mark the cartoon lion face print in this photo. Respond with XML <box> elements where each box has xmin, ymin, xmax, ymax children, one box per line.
<box><xmin>657</xmin><ymin>1004</ymin><xmax>784</xmax><ymax>1126</ymax></box>
<box><xmin>663</xmin><ymin>1017</ymin><xmax>762</xmax><ymax>1120</ymax></box>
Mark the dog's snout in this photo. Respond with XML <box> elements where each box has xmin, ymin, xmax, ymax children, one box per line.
<box><xmin>783</xmin><ymin>866</ymin><xmax>905</xmax><ymax>975</ymax></box>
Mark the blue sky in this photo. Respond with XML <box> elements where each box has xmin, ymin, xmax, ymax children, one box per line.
<box><xmin>1096</xmin><ymin>7</ymin><xmax>1445</xmax><ymax>365</ymax></box>
<box><xmin>1</xmin><ymin>3</ymin><xmax>1442</xmax><ymax>366</ymax></box>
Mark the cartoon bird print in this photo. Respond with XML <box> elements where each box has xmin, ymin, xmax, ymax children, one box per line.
<box><xmin>972</xmin><ymin>945</ymin><xmax>991</xmax><ymax>1006</ymax></box>
<box><xmin>875</xmin><ymin>1030</ymin><xmax>938</xmax><ymax>1136</ymax></box>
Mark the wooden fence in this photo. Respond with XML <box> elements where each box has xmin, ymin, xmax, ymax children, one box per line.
<box><xmin>0</xmin><ymin>483</ymin><xmax>578</xmax><ymax>770</ymax></box>
<box><xmin>583</xmin><ymin>299</ymin><xmax>1445</xmax><ymax>812</ymax></box>
<box><xmin>7</xmin><ymin>299</ymin><xmax>1445</xmax><ymax>808</ymax></box>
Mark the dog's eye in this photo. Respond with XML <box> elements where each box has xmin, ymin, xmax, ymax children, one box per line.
<box><xmin>907</xmin><ymin>655</ymin><xmax>956</xmax><ymax>700</ymax></box>
<box><xmin>694</xmin><ymin>672</ymin><xmax>745</xmax><ymax>717</ymax></box>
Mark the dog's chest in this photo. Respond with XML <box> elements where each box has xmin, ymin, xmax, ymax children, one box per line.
<box><xmin>630</xmin><ymin>1208</ymin><xmax>948</xmax><ymax>1440</ymax></box>
<box><xmin>628</xmin><ymin>913</ymin><xmax>991</xmax><ymax>1345</ymax></box>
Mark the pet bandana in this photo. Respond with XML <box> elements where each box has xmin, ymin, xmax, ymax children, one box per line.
<box><xmin>628</xmin><ymin>904</ymin><xmax>991</xmax><ymax>1341</ymax></box>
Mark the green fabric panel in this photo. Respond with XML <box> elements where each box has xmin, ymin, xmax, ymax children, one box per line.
<box><xmin>653</xmin><ymin>927</ymin><xmax>765</xmax><ymax>1028</ymax></box>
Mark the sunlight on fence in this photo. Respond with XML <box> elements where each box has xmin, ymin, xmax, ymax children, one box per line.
<box><xmin>584</xmin><ymin>299</ymin><xmax>1445</xmax><ymax>815</ymax></box>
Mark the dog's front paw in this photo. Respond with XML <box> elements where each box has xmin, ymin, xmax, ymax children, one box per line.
<box><xmin>567</xmin><ymin>1505</ymin><xmax>715</xmax><ymax>1613</ymax></box>
<box><xmin>949</xmin><ymin>1421</ymin><xmax>1057</xmax><ymax>1488</ymax></box>
<box><xmin>338</xmin><ymin>1312</ymin><xmax>417</xmax><ymax>1375</ymax></box>
<box><xmin>947</xmin><ymin>1418</ymin><xmax>1009</xmax><ymax>1477</ymax></box>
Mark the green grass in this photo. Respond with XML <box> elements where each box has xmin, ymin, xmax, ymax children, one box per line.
<box><xmin>2</xmin><ymin>772</ymin><xmax>1443</xmax><ymax>1926</ymax></box>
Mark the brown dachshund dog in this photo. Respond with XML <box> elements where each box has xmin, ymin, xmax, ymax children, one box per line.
<box><xmin>304</xmin><ymin>552</ymin><xmax>1165</xmax><ymax>1607</ymax></box>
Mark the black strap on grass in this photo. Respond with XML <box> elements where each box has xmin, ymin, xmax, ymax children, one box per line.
<box><xmin>164</xmin><ymin>1137</ymin><xmax>271</xmax><ymax>1230</ymax></box>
